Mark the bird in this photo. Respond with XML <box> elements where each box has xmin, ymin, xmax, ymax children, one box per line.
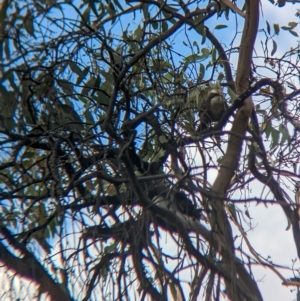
<box><xmin>198</xmin><ymin>89</ymin><xmax>227</xmax><ymax>131</ymax></box>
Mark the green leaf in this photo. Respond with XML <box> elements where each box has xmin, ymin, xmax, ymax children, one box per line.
<box><xmin>264</xmin><ymin>121</ymin><xmax>272</xmax><ymax>139</ymax></box>
<box><xmin>96</xmin><ymin>90</ymin><xmax>110</xmax><ymax>106</ymax></box>
<box><xmin>112</xmin><ymin>0</ymin><xmax>123</xmax><ymax>11</ymax></box>
<box><xmin>57</xmin><ymin>103</ymin><xmax>84</xmax><ymax>132</ymax></box>
<box><xmin>38</xmin><ymin>203</ymin><xmax>48</xmax><ymax>225</ymax></box>
<box><xmin>84</xmin><ymin>108</ymin><xmax>95</xmax><ymax>125</ymax></box>
<box><xmin>273</xmin><ymin>23</ymin><xmax>280</xmax><ymax>35</ymax></box>
<box><xmin>57</xmin><ymin>80</ymin><xmax>73</xmax><ymax>94</ymax></box>
<box><xmin>88</xmin><ymin>0</ymin><xmax>98</xmax><ymax>16</ymax></box>
<box><xmin>162</xmin><ymin>21</ymin><xmax>168</xmax><ymax>32</ymax></box>
<box><xmin>280</xmin><ymin>124</ymin><xmax>290</xmax><ymax>144</ymax></box>
<box><xmin>212</xmin><ymin>47</ymin><xmax>216</xmax><ymax>62</ymax></box>
<box><xmin>199</xmin><ymin>63</ymin><xmax>205</xmax><ymax>81</ymax></box>
<box><xmin>69</xmin><ymin>61</ymin><xmax>83</xmax><ymax>77</ymax></box>
<box><xmin>76</xmin><ymin>66</ymin><xmax>90</xmax><ymax>85</ymax></box>
<box><xmin>104</xmin><ymin>241</ymin><xmax>118</xmax><ymax>253</ymax></box>
<box><xmin>193</xmin><ymin>41</ymin><xmax>199</xmax><ymax>53</ymax></box>
<box><xmin>48</xmin><ymin>217</ymin><xmax>58</xmax><ymax>238</ymax></box>
<box><xmin>82</xmin><ymin>6</ymin><xmax>91</xmax><ymax>25</ymax></box>
<box><xmin>142</xmin><ymin>3</ymin><xmax>150</xmax><ymax>19</ymax></box>
<box><xmin>289</xmin><ymin>30</ymin><xmax>299</xmax><ymax>37</ymax></box>
<box><xmin>277</xmin><ymin>0</ymin><xmax>286</xmax><ymax>7</ymax></box>
<box><xmin>163</xmin><ymin>72</ymin><xmax>173</xmax><ymax>83</ymax></box>
<box><xmin>206</xmin><ymin>61</ymin><xmax>212</xmax><ymax>70</ymax></box>
<box><xmin>107</xmin><ymin>0</ymin><xmax>116</xmax><ymax>15</ymax></box>
<box><xmin>182</xmin><ymin>53</ymin><xmax>209</xmax><ymax>71</ymax></box>
<box><xmin>215</xmin><ymin>24</ymin><xmax>228</xmax><ymax>30</ymax></box>
<box><xmin>78</xmin><ymin>96</ymin><xmax>87</xmax><ymax>105</ymax></box>
<box><xmin>152</xmin><ymin>22</ymin><xmax>158</xmax><ymax>30</ymax></box>
<box><xmin>288</xmin><ymin>22</ymin><xmax>298</xmax><ymax>29</ymax></box>
<box><xmin>99</xmin><ymin>69</ymin><xmax>114</xmax><ymax>83</ymax></box>
<box><xmin>188</xmin><ymin>88</ymin><xmax>200</xmax><ymax>105</ymax></box>
<box><xmin>24</xmin><ymin>15</ymin><xmax>35</xmax><ymax>37</ymax></box>
<box><xmin>32</xmin><ymin>232</ymin><xmax>52</xmax><ymax>254</ymax></box>
<box><xmin>217</xmin><ymin>72</ymin><xmax>224</xmax><ymax>81</ymax></box>
<box><xmin>169</xmin><ymin>282</ymin><xmax>177</xmax><ymax>300</ymax></box>
<box><xmin>266</xmin><ymin>21</ymin><xmax>271</xmax><ymax>35</ymax></box>
<box><xmin>23</xmin><ymin>151</ymin><xmax>35</xmax><ymax>159</ymax></box>
<box><xmin>271</xmin><ymin>39</ymin><xmax>277</xmax><ymax>56</ymax></box>
<box><xmin>151</xmin><ymin>148</ymin><xmax>166</xmax><ymax>163</ymax></box>
<box><xmin>0</xmin><ymin>89</ymin><xmax>17</xmax><ymax>130</ymax></box>
<box><xmin>201</xmin><ymin>48</ymin><xmax>210</xmax><ymax>57</ymax></box>
<box><xmin>201</xmin><ymin>27</ymin><xmax>207</xmax><ymax>44</ymax></box>
<box><xmin>270</xmin><ymin>127</ymin><xmax>279</xmax><ymax>149</ymax></box>
<box><xmin>134</xmin><ymin>25</ymin><xmax>143</xmax><ymax>40</ymax></box>
<box><xmin>227</xmin><ymin>87</ymin><xmax>237</xmax><ymax>102</ymax></box>
<box><xmin>81</xmin><ymin>77</ymin><xmax>96</xmax><ymax>95</ymax></box>
<box><xmin>162</xmin><ymin>10</ymin><xmax>176</xmax><ymax>24</ymax></box>
<box><xmin>227</xmin><ymin>203</ymin><xmax>237</xmax><ymax>221</ymax></box>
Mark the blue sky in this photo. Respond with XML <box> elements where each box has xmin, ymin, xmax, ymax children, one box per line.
<box><xmin>1</xmin><ymin>0</ymin><xmax>300</xmax><ymax>300</ymax></box>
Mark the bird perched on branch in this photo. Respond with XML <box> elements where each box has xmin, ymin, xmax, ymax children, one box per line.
<box><xmin>198</xmin><ymin>89</ymin><xmax>227</xmax><ymax>131</ymax></box>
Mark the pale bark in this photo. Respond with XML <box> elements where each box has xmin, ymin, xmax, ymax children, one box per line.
<box><xmin>210</xmin><ymin>1</ymin><xmax>263</xmax><ymax>300</ymax></box>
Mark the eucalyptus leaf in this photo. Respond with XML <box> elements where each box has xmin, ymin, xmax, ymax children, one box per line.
<box><xmin>57</xmin><ymin>103</ymin><xmax>84</xmax><ymax>132</ymax></box>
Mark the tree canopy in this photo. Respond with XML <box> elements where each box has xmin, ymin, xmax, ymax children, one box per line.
<box><xmin>1</xmin><ymin>0</ymin><xmax>300</xmax><ymax>300</ymax></box>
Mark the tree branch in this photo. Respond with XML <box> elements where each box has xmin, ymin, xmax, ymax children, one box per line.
<box><xmin>0</xmin><ymin>226</ymin><xmax>72</xmax><ymax>301</ymax></box>
<box><xmin>210</xmin><ymin>1</ymin><xmax>263</xmax><ymax>300</ymax></box>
